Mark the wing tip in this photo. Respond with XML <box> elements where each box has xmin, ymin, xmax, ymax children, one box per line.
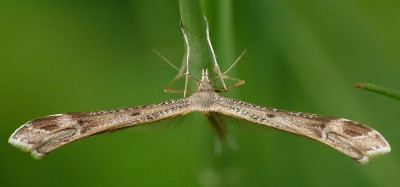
<box><xmin>31</xmin><ymin>150</ymin><xmax>45</xmax><ymax>160</ymax></box>
<box><xmin>357</xmin><ymin>144</ymin><xmax>391</xmax><ymax>164</ymax></box>
<box><xmin>8</xmin><ymin>137</ymin><xmax>33</xmax><ymax>152</ymax></box>
<box><xmin>9</xmin><ymin>136</ymin><xmax>44</xmax><ymax>160</ymax></box>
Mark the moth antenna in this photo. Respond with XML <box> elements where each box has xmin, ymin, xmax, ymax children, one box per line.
<box><xmin>153</xmin><ymin>49</ymin><xmax>181</xmax><ymax>73</ymax></box>
<box><xmin>153</xmin><ymin>49</ymin><xmax>199</xmax><ymax>82</ymax></box>
<box><xmin>223</xmin><ymin>49</ymin><xmax>247</xmax><ymax>75</ymax></box>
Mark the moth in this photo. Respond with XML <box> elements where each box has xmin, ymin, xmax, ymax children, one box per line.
<box><xmin>9</xmin><ymin>19</ymin><xmax>390</xmax><ymax>163</ymax></box>
<box><xmin>9</xmin><ymin>69</ymin><xmax>390</xmax><ymax>163</ymax></box>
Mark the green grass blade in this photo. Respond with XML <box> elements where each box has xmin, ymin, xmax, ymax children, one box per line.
<box><xmin>179</xmin><ymin>0</ymin><xmax>212</xmax><ymax>79</ymax></box>
<box><xmin>354</xmin><ymin>83</ymin><xmax>400</xmax><ymax>100</ymax></box>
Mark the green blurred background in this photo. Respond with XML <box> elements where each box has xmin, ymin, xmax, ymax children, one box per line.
<box><xmin>1</xmin><ymin>1</ymin><xmax>399</xmax><ymax>187</ymax></box>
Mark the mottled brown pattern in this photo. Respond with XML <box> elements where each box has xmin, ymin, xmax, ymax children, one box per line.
<box><xmin>303</xmin><ymin>114</ymin><xmax>335</xmax><ymax>123</ymax></box>
<box><xmin>80</xmin><ymin>123</ymin><xmax>98</xmax><ymax>134</ymax></box>
<box><xmin>12</xmin><ymin>125</ymin><xmax>29</xmax><ymax>137</ymax></box>
<box><xmin>38</xmin><ymin>123</ymin><xmax>59</xmax><ymax>131</ymax></box>
<box><xmin>219</xmin><ymin>96</ymin><xmax>390</xmax><ymax>163</ymax></box>
<box><xmin>130</xmin><ymin>112</ymin><xmax>141</xmax><ymax>116</ymax></box>
<box><xmin>67</xmin><ymin>112</ymin><xmax>93</xmax><ymax>118</ymax></box>
<box><xmin>74</xmin><ymin>119</ymin><xmax>94</xmax><ymax>134</ymax></box>
<box><xmin>77</xmin><ymin>119</ymin><xmax>91</xmax><ymax>125</ymax></box>
<box><xmin>343</xmin><ymin>129</ymin><xmax>363</xmax><ymax>137</ymax></box>
<box><xmin>342</xmin><ymin>121</ymin><xmax>372</xmax><ymax>134</ymax></box>
<box><xmin>266</xmin><ymin>114</ymin><xmax>275</xmax><ymax>118</ymax></box>
<box><xmin>30</xmin><ymin>115</ymin><xmax>59</xmax><ymax>124</ymax></box>
<box><xmin>26</xmin><ymin>116</ymin><xmax>62</xmax><ymax>132</ymax></box>
<box><xmin>8</xmin><ymin>69</ymin><xmax>390</xmax><ymax>163</ymax></box>
<box><xmin>310</xmin><ymin>129</ymin><xmax>323</xmax><ymax>138</ymax></box>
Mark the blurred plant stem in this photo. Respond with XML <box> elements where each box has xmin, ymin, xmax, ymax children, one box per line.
<box><xmin>179</xmin><ymin>0</ymin><xmax>211</xmax><ymax>81</ymax></box>
<box><xmin>179</xmin><ymin>0</ymin><xmax>239</xmax><ymax>187</ymax></box>
<box><xmin>178</xmin><ymin>0</ymin><xmax>237</xmax><ymax>91</ymax></box>
<box><xmin>203</xmin><ymin>0</ymin><xmax>236</xmax><ymax>72</ymax></box>
<box><xmin>354</xmin><ymin>83</ymin><xmax>400</xmax><ymax>100</ymax></box>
